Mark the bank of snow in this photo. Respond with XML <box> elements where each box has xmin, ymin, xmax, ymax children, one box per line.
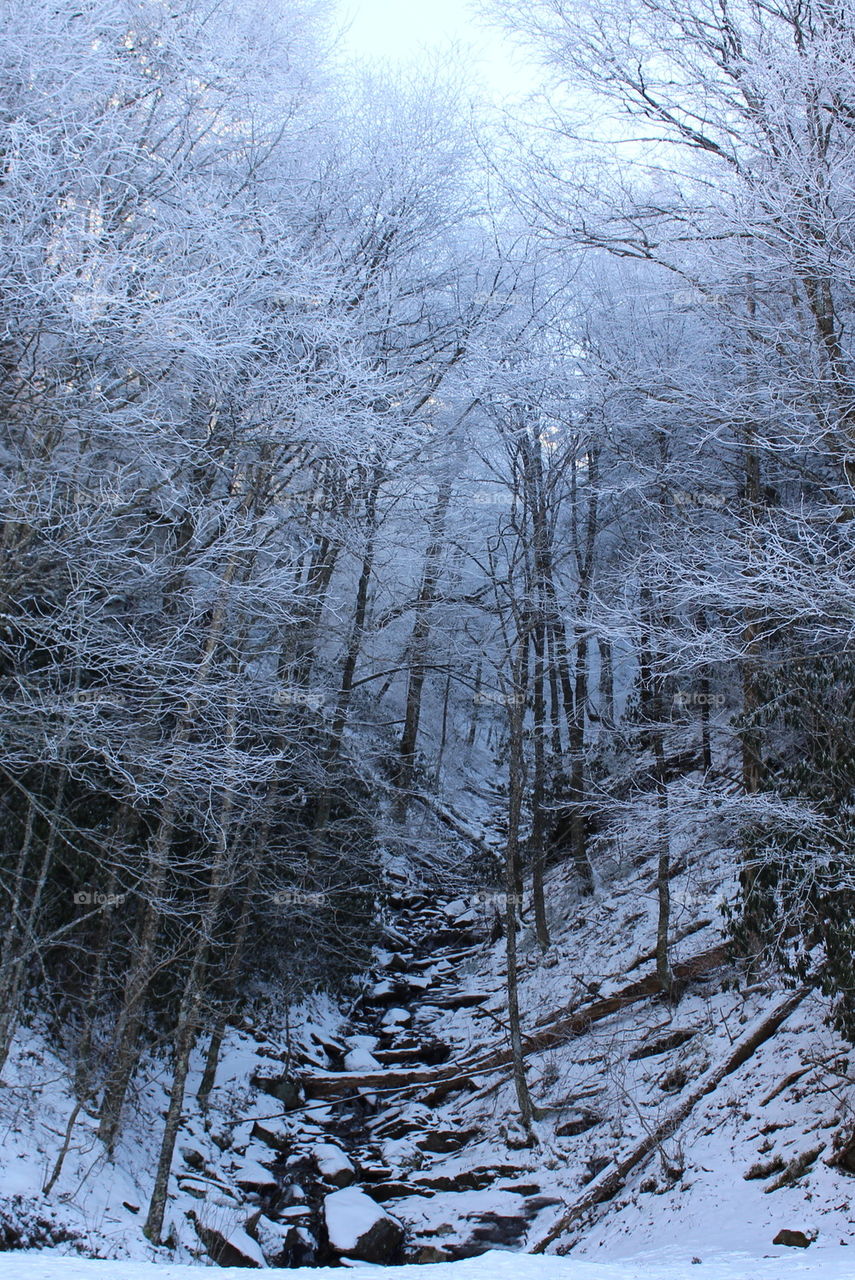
<box><xmin>1</xmin><ymin>1249</ymin><xmax>854</xmax><ymax>1280</ymax></box>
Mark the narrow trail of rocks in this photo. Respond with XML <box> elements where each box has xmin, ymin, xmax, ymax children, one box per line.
<box><xmin>177</xmin><ymin>858</ymin><xmax>753</xmax><ymax>1269</ymax></box>
<box><xmin>235</xmin><ymin>867</ymin><xmax>558</xmax><ymax>1267</ymax></box>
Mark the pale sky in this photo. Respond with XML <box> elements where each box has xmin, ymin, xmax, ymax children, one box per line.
<box><xmin>338</xmin><ymin>0</ymin><xmax>539</xmax><ymax>103</ymax></box>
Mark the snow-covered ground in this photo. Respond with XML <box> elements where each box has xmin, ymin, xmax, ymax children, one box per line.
<box><xmin>2</xmin><ymin>773</ymin><xmax>854</xmax><ymax>1271</ymax></box>
<box><xmin>1</xmin><ymin>1249</ymin><xmax>855</xmax><ymax>1280</ymax></box>
<box><xmin>1</xmin><ymin>1250</ymin><xmax>854</xmax><ymax>1280</ymax></box>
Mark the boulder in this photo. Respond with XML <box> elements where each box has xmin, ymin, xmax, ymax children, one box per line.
<box><xmin>313</xmin><ymin>1142</ymin><xmax>356</xmax><ymax>1187</ymax></box>
<box><xmin>310</xmin><ymin>1032</ymin><xmax>347</xmax><ymax>1066</ymax></box>
<box><xmin>251</xmin><ymin>1119</ymin><xmax>291</xmax><ymax>1152</ymax></box>
<box><xmin>323</xmin><ymin>1187</ymin><xmax>403</xmax><ymax>1263</ymax></box>
<box><xmin>233</xmin><ymin>1158</ymin><xmax>279</xmax><ymax>1196</ymax></box>
<box><xmin>251</xmin><ymin>1071</ymin><xmax>301</xmax><ymax>1109</ymax></box>
<box><xmin>442</xmin><ymin>898</ymin><xmax>469</xmax><ymax>919</ymax></box>
<box><xmin>251</xmin><ymin>1214</ymin><xmax>297</xmax><ymax>1265</ymax></box>
<box><xmin>381</xmin><ymin>1007</ymin><xmax>412</xmax><ymax>1029</ymax></box>
<box><xmin>178</xmin><ymin>1174</ymin><xmax>240</xmax><ymax>1207</ymax></box>
<box><xmin>422</xmin><ymin>990</ymin><xmax>491</xmax><ymax>1010</ymax></box>
<box><xmin>368</xmin><ymin>1180</ymin><xmax>436</xmax><ymax>1202</ymax></box>
<box><xmin>374</xmin><ymin>1041</ymin><xmax>451</xmax><ymax>1066</ymax></box>
<box><xmin>344</xmin><ymin>1044</ymin><xmax>381</xmax><ymax>1072</ymax></box>
<box><xmin>416</xmin><ymin>1245</ymin><xmax>452</xmax><ymax>1263</ymax></box>
<box><xmin>189</xmin><ymin>1211</ymin><xmax>266</xmax><ymax>1268</ymax></box>
<box><xmin>180</xmin><ymin>1144</ymin><xmax>206</xmax><ymax>1171</ymax></box>
<box><xmin>369</xmin><ymin>979</ymin><xmax>397</xmax><ymax>1001</ymax></box>
<box><xmin>468</xmin><ymin>1210</ymin><xmax>529</xmax><ymax>1246</ymax></box>
<box><xmin>412</xmin><ymin>1164</ymin><xmax>520</xmax><ymax>1193</ymax></box>
<box><xmin>425</xmin><ymin>1077</ymin><xmax>477</xmax><ymax>1106</ymax></box>
<box><xmin>417</xmin><ymin>1127</ymin><xmax>481</xmax><ymax>1154</ymax></box>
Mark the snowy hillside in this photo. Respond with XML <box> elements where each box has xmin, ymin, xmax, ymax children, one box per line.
<box><xmin>5</xmin><ymin>0</ymin><xmax>855</xmax><ymax>1274</ymax></box>
<box><xmin>2</xmin><ymin>811</ymin><xmax>854</xmax><ymax>1269</ymax></box>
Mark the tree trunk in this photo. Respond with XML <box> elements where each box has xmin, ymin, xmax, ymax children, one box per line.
<box><xmin>145</xmin><ymin>765</ymin><xmax>237</xmax><ymax>1241</ymax></box>
<box><xmin>530</xmin><ymin>988</ymin><xmax>809</xmax><ymax>1253</ymax></box>
<box><xmin>396</xmin><ymin>478</ymin><xmax>452</xmax><ymax>804</ymax></box>
<box><xmin>467</xmin><ymin>661</ymin><xmax>482</xmax><ymax>748</ymax></box>
<box><xmin>598</xmin><ymin>636</ymin><xmax>615</xmax><ymax>727</ymax></box>
<box><xmin>641</xmin><ymin>584</ymin><xmax>672</xmax><ymax>994</ymax></box>
<box><xmin>99</xmin><ymin>562</ymin><xmax>242</xmax><ymax>1150</ymax></box>
<box><xmin>314</xmin><ymin>467</ymin><xmax>382</xmax><ymax>832</ymax></box>
<box><xmin>699</xmin><ymin>668</ymin><xmax>713</xmax><ymax>773</ymax></box>
<box><xmin>197</xmin><ymin>851</ymin><xmax>261</xmax><ymax>1108</ymax></box>
<box><xmin>503</xmin><ymin>625</ymin><xmax>535</xmax><ymax>1133</ymax></box>
<box><xmin>97</xmin><ymin>811</ymin><xmax>173</xmax><ymax>1151</ymax></box>
<box><xmin>530</xmin><ymin>621</ymin><xmax>550</xmax><ymax>949</ymax></box>
<box><xmin>0</xmin><ymin>768</ymin><xmax>67</xmax><ymax>1068</ymax></box>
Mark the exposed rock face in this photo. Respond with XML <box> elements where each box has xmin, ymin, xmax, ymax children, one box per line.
<box><xmin>417</xmin><ymin>1126</ymin><xmax>482</xmax><ymax>1154</ymax></box>
<box><xmin>630</xmin><ymin>1027</ymin><xmax>696</xmax><ymax>1059</ymax></box>
<box><xmin>556</xmin><ymin>1111</ymin><xmax>601</xmax><ymax>1138</ymax></box>
<box><xmin>323</xmin><ymin>1187</ymin><xmax>404</xmax><ymax>1263</ymax></box>
<box><xmin>830</xmin><ymin>1127</ymin><xmax>855</xmax><ymax>1173</ymax></box>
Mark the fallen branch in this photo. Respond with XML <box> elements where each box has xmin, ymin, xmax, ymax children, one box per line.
<box><xmin>759</xmin><ymin>1065</ymin><xmax>811</xmax><ymax>1106</ymax></box>
<box><xmin>528</xmin><ymin>986</ymin><xmax>809</xmax><ymax>1254</ymax></box>
<box><xmin>407</xmin><ymin>789</ymin><xmax>502</xmax><ymax>869</ymax></box>
<box><xmin>531</xmin><ymin>943</ymin><xmax>729</xmax><ymax>1030</ymax></box>
<box><xmin>625</xmin><ymin>920</ymin><xmax>713</xmax><ymax>973</ymax></box>
<box><xmin>302</xmin><ymin>943</ymin><xmax>733</xmax><ymax>1100</ymax></box>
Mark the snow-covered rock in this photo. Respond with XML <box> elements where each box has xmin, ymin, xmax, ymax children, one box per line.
<box><xmin>189</xmin><ymin>1210</ymin><xmax>267</xmax><ymax>1268</ymax></box>
<box><xmin>323</xmin><ymin>1187</ymin><xmax>404</xmax><ymax>1262</ymax></box>
<box><xmin>251</xmin><ymin>1118</ymin><xmax>291</xmax><ymax>1151</ymax></box>
<box><xmin>313</xmin><ymin>1141</ymin><xmax>356</xmax><ymax>1187</ymax></box>
<box><xmin>382</xmin><ymin>1006</ymin><xmax>413</xmax><ymax>1029</ymax></box>
<box><xmin>344</xmin><ymin>1041</ymin><xmax>381</xmax><ymax>1071</ymax></box>
<box><xmin>233</xmin><ymin>1158</ymin><xmax>278</xmax><ymax>1196</ymax></box>
<box><xmin>176</xmin><ymin>1173</ymin><xmax>240</xmax><ymax>1207</ymax></box>
<box><xmin>252</xmin><ymin>1214</ymin><xmax>293</xmax><ymax>1263</ymax></box>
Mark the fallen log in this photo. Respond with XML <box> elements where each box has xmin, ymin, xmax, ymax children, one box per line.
<box><xmin>408</xmin><ymin>788</ymin><xmax>502</xmax><ymax>869</ymax></box>
<box><xmin>528</xmin><ymin>986</ymin><xmax>809</xmax><ymax>1254</ymax></box>
<box><xmin>302</xmin><ymin>943</ymin><xmax>733</xmax><ymax>1100</ymax></box>
<box><xmin>625</xmin><ymin>919</ymin><xmax>713</xmax><ymax>973</ymax></box>
<box><xmin>352</xmin><ymin>761</ymin><xmax>503</xmax><ymax>871</ymax></box>
<box><xmin>532</xmin><ymin>943</ymin><xmax>729</xmax><ymax>1030</ymax></box>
